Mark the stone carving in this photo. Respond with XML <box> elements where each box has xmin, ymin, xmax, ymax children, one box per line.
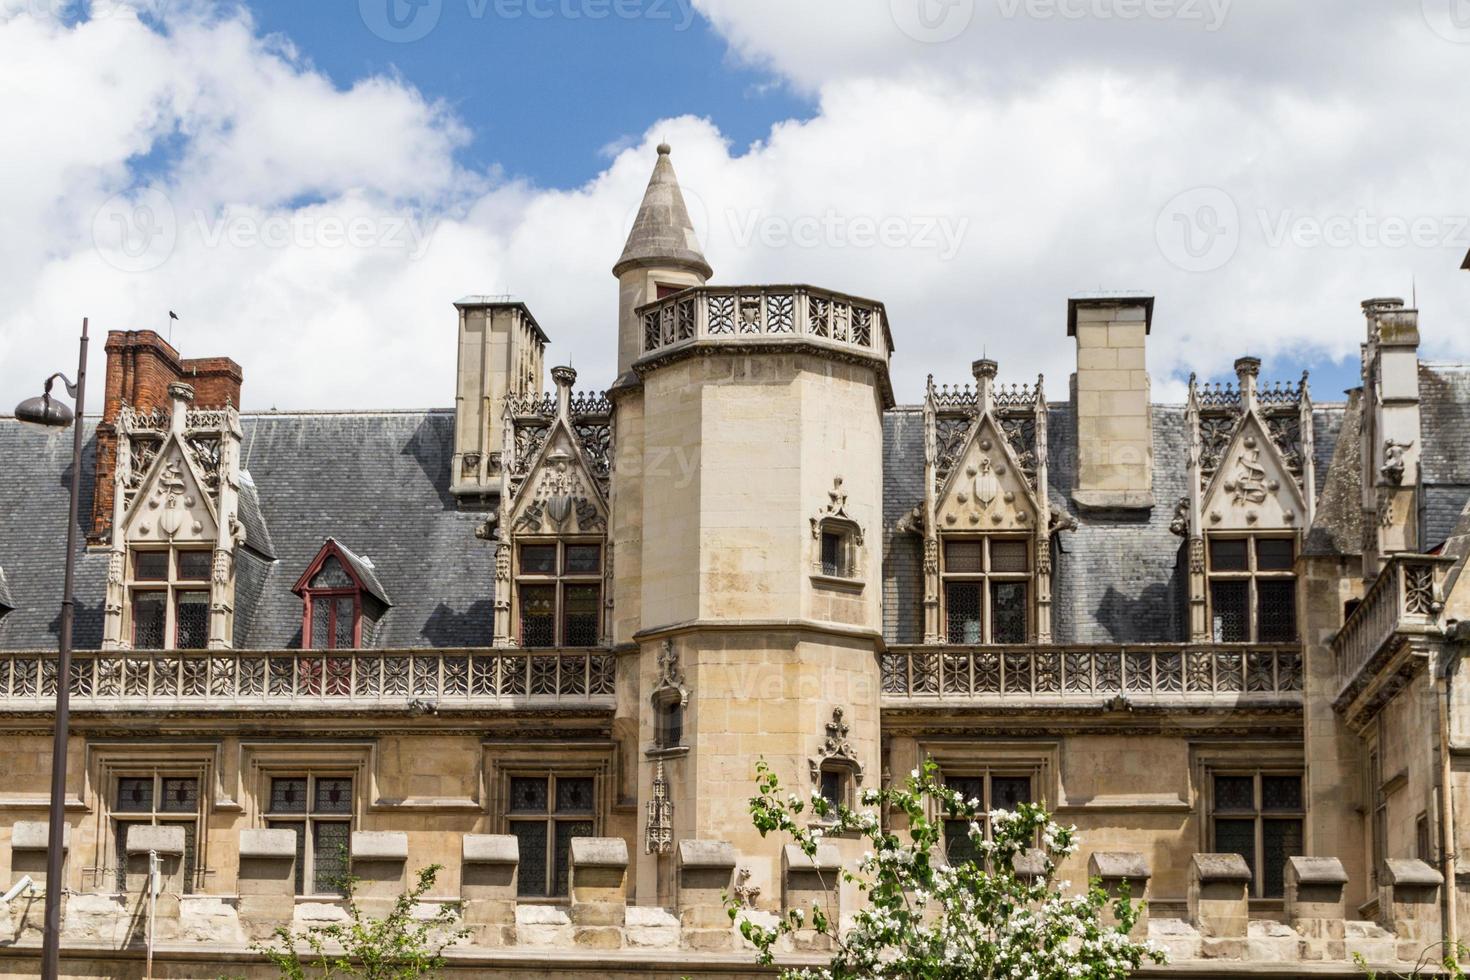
<box><xmin>808</xmin><ymin>706</ymin><xmax>864</xmax><ymax>787</ymax></box>
<box><xmin>733</xmin><ymin>868</ymin><xmax>761</xmax><ymax>909</ymax></box>
<box><xmin>1048</xmin><ymin>506</ymin><xmax>1079</xmax><ymax>534</ymax></box>
<box><xmin>1381</xmin><ymin>439</ymin><xmax>1413</xmax><ymax>485</ymax></box>
<box><xmin>645</xmin><ymin>761</ymin><xmax>673</xmax><ymax>855</ymax></box>
<box><xmin>656</xmin><ymin>639</ymin><xmax>685</xmax><ymax>691</ymax></box>
<box><xmin>1225</xmin><ymin>437</ymin><xmax>1269</xmax><ymax>506</ymax></box>
<box><xmin>1169</xmin><ymin>497</ymin><xmax>1190</xmax><ymax>537</ymax></box>
<box><xmin>1404</xmin><ymin>564</ymin><xmax>1439</xmax><ymax>616</ymax></box>
<box><xmin>811</xmin><ymin>477</ymin><xmax>863</xmax><ymax>545</ymax></box>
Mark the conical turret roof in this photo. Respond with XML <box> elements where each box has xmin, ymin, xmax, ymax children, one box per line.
<box><xmin>613</xmin><ymin>144</ymin><xmax>713</xmax><ymax>280</ymax></box>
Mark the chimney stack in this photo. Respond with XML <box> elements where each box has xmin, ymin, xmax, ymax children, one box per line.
<box><xmin>1067</xmin><ymin>296</ymin><xmax>1154</xmax><ymax>512</ymax></box>
<box><xmin>91</xmin><ymin>331</ymin><xmax>242</xmax><ymax>544</ymax></box>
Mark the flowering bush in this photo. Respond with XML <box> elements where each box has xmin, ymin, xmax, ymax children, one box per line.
<box><xmin>731</xmin><ymin>760</ymin><xmax>1165</xmax><ymax>980</ymax></box>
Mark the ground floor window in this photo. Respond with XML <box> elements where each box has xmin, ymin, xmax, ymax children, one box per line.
<box><xmin>111</xmin><ymin>773</ymin><xmax>202</xmax><ymax>893</ymax></box>
<box><xmin>506</xmin><ymin>774</ymin><xmax>596</xmax><ymax>898</ymax></box>
<box><xmin>1209</xmin><ymin>769</ymin><xmax>1304</xmax><ymax>898</ymax></box>
<box><xmin>940</xmin><ymin>769</ymin><xmax>1035</xmax><ymax>866</ymax></box>
<box><xmin>264</xmin><ymin>774</ymin><xmax>354</xmax><ymax>895</ymax></box>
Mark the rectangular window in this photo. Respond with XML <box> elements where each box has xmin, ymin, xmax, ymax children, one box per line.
<box><xmin>941</xmin><ymin>537</ymin><xmax>1031</xmax><ymax>643</ymax></box>
<box><xmin>1208</xmin><ymin>537</ymin><xmax>1297</xmax><ymax>642</ymax></box>
<box><xmin>265</xmin><ymin>774</ymin><xmax>353</xmax><ymax>896</ymax></box>
<box><xmin>821</xmin><ymin>531</ymin><xmax>843</xmax><ymax>577</ymax></box>
<box><xmin>176</xmin><ymin>550</ymin><xmax>212</xmax><ymax>581</ymax></box>
<box><xmin>132</xmin><ymin>593</ymin><xmax>167</xmax><ymax>650</ymax></box>
<box><xmin>111</xmin><ymin>773</ymin><xmax>202</xmax><ymax>893</ymax></box>
<box><xmin>516</xmin><ymin>542</ymin><xmax>604</xmax><ymax>647</ymax></box>
<box><xmin>174</xmin><ymin>591</ymin><xmax>210</xmax><ymax>649</ymax></box>
<box><xmin>506</xmin><ymin>774</ymin><xmax>595</xmax><ymax>898</ymax></box>
<box><xmin>940</xmin><ymin>770</ymin><xmax>1035</xmax><ymax>866</ymax></box>
<box><xmin>1209</xmin><ymin>770</ymin><xmax>1304</xmax><ymax>898</ymax></box>
<box><xmin>134</xmin><ymin>552</ymin><xmax>169</xmax><ymax>581</ymax></box>
<box><xmin>519</xmin><ymin>585</ymin><xmax>557</xmax><ymax>648</ymax></box>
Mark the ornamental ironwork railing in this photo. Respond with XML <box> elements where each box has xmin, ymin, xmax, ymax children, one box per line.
<box><xmin>636</xmin><ymin>285</ymin><xmax>892</xmax><ymax>362</ymax></box>
<box><xmin>881</xmin><ymin>644</ymin><xmax>1302</xmax><ymax>701</ymax></box>
<box><xmin>0</xmin><ymin>648</ymin><xmax>616</xmax><ymax>709</ymax></box>
<box><xmin>1333</xmin><ymin>554</ymin><xmax>1453</xmax><ymax>704</ymax></box>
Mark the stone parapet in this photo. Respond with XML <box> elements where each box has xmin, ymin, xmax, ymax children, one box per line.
<box><xmin>1285</xmin><ymin>856</ymin><xmax>1349</xmax><ymax>959</ymax></box>
<box><xmin>782</xmin><ymin>843</ymin><xmax>841</xmax><ymax>952</ymax></box>
<box><xmin>1187</xmin><ymin>852</ymin><xmax>1252</xmax><ymax>948</ymax></box>
<box><xmin>237</xmin><ymin>829</ymin><xmax>297</xmax><ymax>941</ymax></box>
<box><xmin>351</xmin><ymin>831</ymin><xmax>408</xmax><ymax>919</ymax></box>
<box><xmin>1088</xmin><ymin>851</ymin><xmax>1150</xmax><ymax>938</ymax></box>
<box><xmin>1380</xmin><ymin>858</ymin><xmax>1444</xmax><ymax>955</ymax></box>
<box><xmin>677</xmin><ymin>839</ymin><xmax>737</xmax><ymax>950</ymax></box>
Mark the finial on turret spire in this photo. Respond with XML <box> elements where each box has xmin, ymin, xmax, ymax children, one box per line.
<box><xmin>657</xmin><ymin>142</ymin><xmax>671</xmax><ymax>156</ymax></box>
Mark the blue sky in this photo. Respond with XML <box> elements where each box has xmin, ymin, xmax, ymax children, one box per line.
<box><xmin>247</xmin><ymin>0</ymin><xmax>812</xmax><ymax>190</ymax></box>
<box><xmin>3</xmin><ymin>1</ymin><xmax>1466</xmax><ymax>411</ymax></box>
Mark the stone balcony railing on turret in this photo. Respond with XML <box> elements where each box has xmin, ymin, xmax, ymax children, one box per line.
<box><xmin>633</xmin><ymin>285</ymin><xmax>895</xmax><ymax>398</ymax></box>
<box><xmin>881</xmin><ymin>643</ymin><xmax>1302</xmax><ymax>708</ymax></box>
<box><xmin>1333</xmin><ymin>553</ymin><xmax>1455</xmax><ymax>719</ymax></box>
<box><xmin>0</xmin><ymin>647</ymin><xmax>615</xmax><ymax>714</ymax></box>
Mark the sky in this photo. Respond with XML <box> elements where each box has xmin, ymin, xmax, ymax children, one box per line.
<box><xmin>2</xmin><ymin>0</ymin><xmax>1469</xmax><ymax>414</ymax></box>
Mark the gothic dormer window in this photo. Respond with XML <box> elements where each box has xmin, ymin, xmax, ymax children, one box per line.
<box><xmin>516</xmin><ymin>541</ymin><xmax>602</xmax><ymax>648</ymax></box>
<box><xmin>293</xmin><ymin>540</ymin><xmax>392</xmax><ymax>651</ymax></box>
<box><xmin>1207</xmin><ymin>536</ymin><xmax>1297</xmax><ymax>642</ymax></box>
<box><xmin>941</xmin><ymin>537</ymin><xmax>1031</xmax><ymax>644</ymax></box>
<box><xmin>127</xmin><ymin>547</ymin><xmax>212</xmax><ymax>650</ymax></box>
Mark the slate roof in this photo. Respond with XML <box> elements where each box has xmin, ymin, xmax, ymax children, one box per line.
<box><xmin>0</xmin><ymin>411</ymin><xmax>494</xmax><ymax>651</ymax></box>
<box><xmin>1419</xmin><ymin>363</ymin><xmax>1470</xmax><ymax>549</ymax></box>
<box><xmin>880</xmin><ymin>398</ymin><xmax>1348</xmax><ymax>645</ymax></box>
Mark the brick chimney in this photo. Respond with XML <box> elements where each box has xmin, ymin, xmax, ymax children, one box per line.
<box><xmin>1067</xmin><ymin>295</ymin><xmax>1155</xmax><ymax>512</ymax></box>
<box><xmin>90</xmin><ymin>331</ymin><xmax>243</xmax><ymax>543</ymax></box>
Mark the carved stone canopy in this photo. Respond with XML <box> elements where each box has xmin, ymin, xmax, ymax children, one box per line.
<box><xmin>1200</xmin><ymin>411</ymin><xmax>1306</xmax><ymax>532</ymax></box>
<box><xmin>811</xmin><ymin>476</ymin><xmax>863</xmax><ymax>545</ymax></box>
<box><xmin>653</xmin><ymin>638</ymin><xmax>688</xmax><ymax>707</ymax></box>
<box><xmin>934</xmin><ymin>414</ymin><xmax>1039</xmax><ymax>532</ymax></box>
<box><xmin>808</xmin><ymin>706</ymin><xmax>864</xmax><ymax>786</ymax></box>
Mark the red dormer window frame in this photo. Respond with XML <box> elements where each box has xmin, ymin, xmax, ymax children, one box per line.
<box><xmin>292</xmin><ymin>541</ymin><xmax>366</xmax><ymax>651</ymax></box>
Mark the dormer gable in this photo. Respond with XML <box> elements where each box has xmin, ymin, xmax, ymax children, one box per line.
<box><xmin>934</xmin><ymin>411</ymin><xmax>1041</xmax><ymax>533</ymax></box>
<box><xmin>120</xmin><ymin>433</ymin><xmax>220</xmax><ymax>546</ymax></box>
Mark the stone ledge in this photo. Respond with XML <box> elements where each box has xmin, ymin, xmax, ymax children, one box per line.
<box><xmin>1287</xmin><ymin>856</ymin><xmax>1348</xmax><ymax>885</ymax></box>
<box><xmin>11</xmin><ymin>821</ymin><xmax>67</xmax><ymax>852</ymax></box>
<box><xmin>463</xmin><ymin>834</ymin><xmax>518</xmax><ymax>866</ymax></box>
<box><xmin>125</xmin><ymin>825</ymin><xmax>185</xmax><ymax>856</ymax></box>
<box><xmin>1192</xmin><ymin>852</ymin><xmax>1252</xmax><ymax>883</ymax></box>
<box><xmin>1383</xmin><ymin>858</ymin><xmax>1442</xmax><ymax>887</ymax></box>
<box><xmin>1090</xmin><ymin>851</ymin><xmax>1149</xmax><ymax>881</ymax></box>
<box><xmin>570</xmin><ymin>837</ymin><xmax>628</xmax><ymax>869</ymax></box>
<box><xmin>677</xmin><ymin>840</ymin><xmax>735</xmax><ymax>870</ymax></box>
<box><xmin>351</xmin><ymin>831</ymin><xmax>408</xmax><ymax>862</ymax></box>
<box><xmin>238</xmin><ymin>829</ymin><xmax>296</xmax><ymax>860</ymax></box>
<box><xmin>783</xmin><ymin>843</ymin><xmax>841</xmax><ymax>873</ymax></box>
<box><xmin>1072</xmin><ymin>489</ymin><xmax>1155</xmax><ymax>512</ymax></box>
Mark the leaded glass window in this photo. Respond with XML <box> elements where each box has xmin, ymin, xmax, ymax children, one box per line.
<box><xmin>515</xmin><ymin>541</ymin><xmax>603</xmax><ymax>647</ymax></box>
<box><xmin>506</xmin><ymin>774</ymin><xmax>597</xmax><ymax>898</ymax></box>
<box><xmin>266</xmin><ymin>774</ymin><xmax>354</xmax><ymax>896</ymax></box>
<box><xmin>126</xmin><ymin>548</ymin><xmax>216</xmax><ymax>649</ymax></box>
<box><xmin>1210</xmin><ymin>770</ymin><xmax>1304</xmax><ymax>898</ymax></box>
<box><xmin>940</xmin><ymin>770</ymin><xmax>1036</xmax><ymax>866</ymax></box>
<box><xmin>110</xmin><ymin>773</ymin><xmax>203</xmax><ymax>893</ymax></box>
<box><xmin>300</xmin><ymin>550</ymin><xmax>362</xmax><ymax>651</ymax></box>
<box><xmin>1207</xmin><ymin>536</ymin><xmax>1298</xmax><ymax>642</ymax></box>
<box><xmin>941</xmin><ymin>537</ymin><xmax>1031</xmax><ymax>643</ymax></box>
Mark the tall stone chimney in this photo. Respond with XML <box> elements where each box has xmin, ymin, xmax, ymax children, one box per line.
<box><xmin>451</xmin><ymin>300</ymin><xmax>548</xmax><ymax>501</ymax></box>
<box><xmin>1067</xmin><ymin>296</ymin><xmax>1154</xmax><ymax>511</ymax></box>
<box><xmin>91</xmin><ymin>331</ymin><xmax>242</xmax><ymax>544</ymax></box>
<box><xmin>1359</xmin><ymin>297</ymin><xmax>1421</xmax><ymax>568</ymax></box>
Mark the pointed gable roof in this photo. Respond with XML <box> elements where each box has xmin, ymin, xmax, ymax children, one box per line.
<box><xmin>1200</xmin><ymin>408</ymin><xmax>1308</xmax><ymax>533</ymax></box>
<box><xmin>292</xmin><ymin>538</ymin><xmax>393</xmax><ymax>606</ymax></box>
<box><xmin>612</xmin><ymin>144</ymin><xmax>713</xmax><ymax>280</ymax></box>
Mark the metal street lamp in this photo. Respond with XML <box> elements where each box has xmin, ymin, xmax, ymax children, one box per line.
<box><xmin>15</xmin><ymin>318</ymin><xmax>89</xmax><ymax>980</ymax></box>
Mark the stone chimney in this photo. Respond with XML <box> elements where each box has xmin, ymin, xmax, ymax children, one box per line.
<box><xmin>91</xmin><ymin>331</ymin><xmax>242</xmax><ymax>544</ymax></box>
<box><xmin>1359</xmin><ymin>297</ymin><xmax>1421</xmax><ymax>565</ymax></box>
<box><xmin>1067</xmin><ymin>296</ymin><xmax>1154</xmax><ymax>511</ymax></box>
<box><xmin>451</xmin><ymin>300</ymin><xmax>548</xmax><ymax>501</ymax></box>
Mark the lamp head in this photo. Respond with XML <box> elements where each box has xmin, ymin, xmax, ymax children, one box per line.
<box><xmin>14</xmin><ymin>391</ymin><xmax>75</xmax><ymax>429</ymax></box>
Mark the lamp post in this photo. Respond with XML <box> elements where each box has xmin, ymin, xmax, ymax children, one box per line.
<box><xmin>14</xmin><ymin>318</ymin><xmax>89</xmax><ymax>980</ymax></box>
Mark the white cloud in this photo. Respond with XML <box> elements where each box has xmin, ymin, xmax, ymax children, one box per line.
<box><xmin>1</xmin><ymin>0</ymin><xmax>1468</xmax><ymax>418</ymax></box>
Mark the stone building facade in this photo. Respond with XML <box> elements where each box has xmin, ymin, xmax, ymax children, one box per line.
<box><xmin>2</xmin><ymin>146</ymin><xmax>1470</xmax><ymax>977</ymax></box>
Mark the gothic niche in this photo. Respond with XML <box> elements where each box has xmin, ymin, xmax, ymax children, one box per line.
<box><xmin>650</xmin><ymin>639</ymin><xmax>688</xmax><ymax>752</ymax></box>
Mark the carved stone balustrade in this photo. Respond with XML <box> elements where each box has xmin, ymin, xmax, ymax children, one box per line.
<box><xmin>634</xmin><ymin>285</ymin><xmax>893</xmax><ymax>390</ymax></box>
<box><xmin>880</xmin><ymin>643</ymin><xmax>1302</xmax><ymax>706</ymax></box>
<box><xmin>0</xmin><ymin>647</ymin><xmax>616</xmax><ymax>713</ymax></box>
<box><xmin>1333</xmin><ymin>554</ymin><xmax>1454</xmax><ymax>722</ymax></box>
